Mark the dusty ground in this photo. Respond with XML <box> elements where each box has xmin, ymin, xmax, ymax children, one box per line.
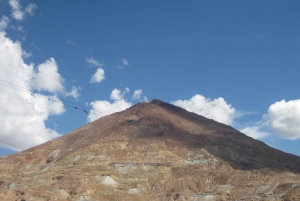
<box><xmin>1</xmin><ymin>99</ymin><xmax>300</xmax><ymax>201</ymax></box>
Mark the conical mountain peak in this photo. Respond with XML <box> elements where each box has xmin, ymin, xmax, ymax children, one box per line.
<box><xmin>1</xmin><ymin>100</ymin><xmax>300</xmax><ymax>200</ymax></box>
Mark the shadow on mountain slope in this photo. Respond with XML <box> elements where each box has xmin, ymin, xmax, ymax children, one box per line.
<box><xmin>149</xmin><ymin>99</ymin><xmax>300</xmax><ymax>173</ymax></box>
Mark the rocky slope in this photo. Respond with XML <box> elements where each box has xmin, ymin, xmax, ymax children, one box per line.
<box><xmin>0</xmin><ymin>99</ymin><xmax>300</xmax><ymax>201</ymax></box>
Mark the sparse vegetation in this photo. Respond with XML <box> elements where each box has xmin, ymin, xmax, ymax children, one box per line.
<box><xmin>0</xmin><ymin>100</ymin><xmax>300</xmax><ymax>200</ymax></box>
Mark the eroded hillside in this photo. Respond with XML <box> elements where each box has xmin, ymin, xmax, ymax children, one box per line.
<box><xmin>1</xmin><ymin>100</ymin><xmax>300</xmax><ymax>201</ymax></box>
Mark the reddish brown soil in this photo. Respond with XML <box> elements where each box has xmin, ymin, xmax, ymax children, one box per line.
<box><xmin>1</xmin><ymin>99</ymin><xmax>300</xmax><ymax>201</ymax></box>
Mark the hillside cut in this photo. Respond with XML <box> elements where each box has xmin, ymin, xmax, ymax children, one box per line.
<box><xmin>1</xmin><ymin>99</ymin><xmax>300</xmax><ymax>201</ymax></box>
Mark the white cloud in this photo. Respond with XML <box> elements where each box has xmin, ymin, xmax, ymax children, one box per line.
<box><xmin>264</xmin><ymin>99</ymin><xmax>300</xmax><ymax>140</ymax></box>
<box><xmin>90</xmin><ymin>68</ymin><xmax>105</xmax><ymax>83</ymax></box>
<box><xmin>240</xmin><ymin>126</ymin><xmax>269</xmax><ymax>139</ymax></box>
<box><xmin>0</xmin><ymin>16</ymin><xmax>9</xmax><ymax>31</ymax></box>
<box><xmin>30</xmin><ymin>57</ymin><xmax>80</xmax><ymax>97</ymax></box>
<box><xmin>30</xmin><ymin>43</ymin><xmax>43</xmax><ymax>56</ymax></box>
<box><xmin>171</xmin><ymin>94</ymin><xmax>236</xmax><ymax>125</ymax></box>
<box><xmin>86</xmin><ymin>57</ymin><xmax>103</xmax><ymax>67</ymax></box>
<box><xmin>88</xmin><ymin>88</ymin><xmax>132</xmax><ymax>122</ymax></box>
<box><xmin>117</xmin><ymin>58</ymin><xmax>130</xmax><ymax>69</ymax></box>
<box><xmin>65</xmin><ymin>86</ymin><xmax>81</xmax><ymax>99</ymax></box>
<box><xmin>22</xmin><ymin>50</ymin><xmax>32</xmax><ymax>58</ymax></box>
<box><xmin>9</xmin><ymin>0</ymin><xmax>24</xmax><ymax>20</ymax></box>
<box><xmin>66</xmin><ymin>40</ymin><xmax>76</xmax><ymax>45</ymax></box>
<box><xmin>9</xmin><ymin>0</ymin><xmax>37</xmax><ymax>21</ymax></box>
<box><xmin>132</xmin><ymin>89</ymin><xmax>147</xmax><ymax>101</ymax></box>
<box><xmin>121</xmin><ymin>58</ymin><xmax>129</xmax><ymax>66</ymax></box>
<box><xmin>110</xmin><ymin>88</ymin><xmax>129</xmax><ymax>101</ymax></box>
<box><xmin>32</xmin><ymin>58</ymin><xmax>65</xmax><ymax>93</ymax></box>
<box><xmin>0</xmin><ymin>31</ymin><xmax>65</xmax><ymax>151</ymax></box>
<box><xmin>11</xmin><ymin>25</ymin><xmax>25</xmax><ymax>33</ymax></box>
<box><xmin>25</xmin><ymin>3</ymin><xmax>38</xmax><ymax>16</ymax></box>
<box><xmin>132</xmin><ymin>89</ymin><xmax>142</xmax><ymax>100</ymax></box>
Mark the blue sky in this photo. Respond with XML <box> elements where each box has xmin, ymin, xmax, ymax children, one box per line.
<box><xmin>0</xmin><ymin>0</ymin><xmax>300</xmax><ymax>156</ymax></box>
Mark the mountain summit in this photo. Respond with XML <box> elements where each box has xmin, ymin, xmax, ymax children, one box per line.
<box><xmin>1</xmin><ymin>99</ymin><xmax>300</xmax><ymax>201</ymax></box>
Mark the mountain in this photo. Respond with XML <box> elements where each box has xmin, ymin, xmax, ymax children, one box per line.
<box><xmin>1</xmin><ymin>99</ymin><xmax>300</xmax><ymax>201</ymax></box>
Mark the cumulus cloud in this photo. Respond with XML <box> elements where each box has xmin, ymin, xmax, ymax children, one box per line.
<box><xmin>117</xmin><ymin>58</ymin><xmax>130</xmax><ymax>69</ymax></box>
<box><xmin>111</xmin><ymin>88</ymin><xmax>129</xmax><ymax>101</ymax></box>
<box><xmin>264</xmin><ymin>99</ymin><xmax>300</xmax><ymax>140</ymax></box>
<box><xmin>132</xmin><ymin>89</ymin><xmax>142</xmax><ymax>100</ymax></box>
<box><xmin>0</xmin><ymin>31</ymin><xmax>65</xmax><ymax>151</ymax></box>
<box><xmin>30</xmin><ymin>57</ymin><xmax>80</xmax><ymax>97</ymax></box>
<box><xmin>171</xmin><ymin>94</ymin><xmax>236</xmax><ymax>125</ymax></box>
<box><xmin>65</xmin><ymin>86</ymin><xmax>81</xmax><ymax>99</ymax></box>
<box><xmin>9</xmin><ymin>0</ymin><xmax>24</xmax><ymax>20</ymax></box>
<box><xmin>0</xmin><ymin>16</ymin><xmax>9</xmax><ymax>31</ymax></box>
<box><xmin>32</xmin><ymin>58</ymin><xmax>65</xmax><ymax>93</ymax></box>
<box><xmin>132</xmin><ymin>89</ymin><xmax>147</xmax><ymax>101</ymax></box>
<box><xmin>88</xmin><ymin>88</ymin><xmax>132</xmax><ymax>122</ymax></box>
<box><xmin>240</xmin><ymin>126</ymin><xmax>269</xmax><ymax>139</ymax></box>
<box><xmin>9</xmin><ymin>0</ymin><xmax>37</xmax><ymax>21</ymax></box>
<box><xmin>90</xmin><ymin>68</ymin><xmax>105</xmax><ymax>83</ymax></box>
<box><xmin>86</xmin><ymin>57</ymin><xmax>103</xmax><ymax>67</ymax></box>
